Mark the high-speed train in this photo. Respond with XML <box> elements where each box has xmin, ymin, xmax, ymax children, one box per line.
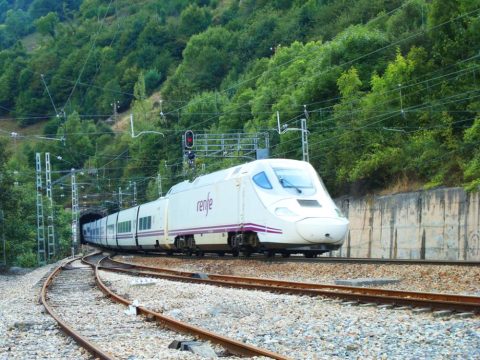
<box><xmin>82</xmin><ymin>159</ymin><xmax>349</xmax><ymax>257</ymax></box>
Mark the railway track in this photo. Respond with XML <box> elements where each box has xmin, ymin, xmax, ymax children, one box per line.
<box><xmin>40</xmin><ymin>256</ymin><xmax>116</xmax><ymax>360</ymax></box>
<box><xmin>144</xmin><ymin>252</ymin><xmax>480</xmax><ymax>266</ymax></box>
<box><xmin>107</xmin><ymin>256</ymin><xmax>480</xmax><ymax>315</ymax></box>
<box><xmin>40</xmin><ymin>253</ymin><xmax>290</xmax><ymax>360</ymax></box>
<box><xmin>267</xmin><ymin>256</ymin><xmax>480</xmax><ymax>266</ymax></box>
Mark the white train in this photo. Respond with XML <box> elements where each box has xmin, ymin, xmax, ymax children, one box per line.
<box><xmin>82</xmin><ymin>159</ymin><xmax>349</xmax><ymax>257</ymax></box>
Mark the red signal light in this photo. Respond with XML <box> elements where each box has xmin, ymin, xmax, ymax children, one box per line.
<box><xmin>185</xmin><ymin>130</ymin><xmax>194</xmax><ymax>148</ymax></box>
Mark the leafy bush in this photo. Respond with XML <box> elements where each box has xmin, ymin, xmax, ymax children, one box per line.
<box><xmin>16</xmin><ymin>251</ymin><xmax>37</xmax><ymax>268</ymax></box>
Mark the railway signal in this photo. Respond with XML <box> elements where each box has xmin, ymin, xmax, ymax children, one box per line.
<box><xmin>184</xmin><ymin>130</ymin><xmax>194</xmax><ymax>149</ymax></box>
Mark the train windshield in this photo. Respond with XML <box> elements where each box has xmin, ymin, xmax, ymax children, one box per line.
<box><xmin>273</xmin><ymin>167</ymin><xmax>314</xmax><ymax>192</ymax></box>
<box><xmin>252</xmin><ymin>171</ymin><xmax>273</xmax><ymax>189</ymax></box>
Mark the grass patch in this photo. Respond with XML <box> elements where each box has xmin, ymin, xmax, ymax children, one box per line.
<box><xmin>21</xmin><ymin>32</ymin><xmax>47</xmax><ymax>53</ymax></box>
<box><xmin>0</xmin><ymin>118</ymin><xmax>48</xmax><ymax>151</ymax></box>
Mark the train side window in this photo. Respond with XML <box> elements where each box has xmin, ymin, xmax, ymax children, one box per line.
<box><xmin>253</xmin><ymin>172</ymin><xmax>272</xmax><ymax>189</ymax></box>
<box><xmin>139</xmin><ymin>216</ymin><xmax>152</xmax><ymax>230</ymax></box>
<box><xmin>117</xmin><ymin>221</ymin><xmax>131</xmax><ymax>233</ymax></box>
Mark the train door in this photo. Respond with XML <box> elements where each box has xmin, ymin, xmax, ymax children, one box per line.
<box><xmin>135</xmin><ymin>206</ymin><xmax>140</xmax><ymax>248</ymax></box>
<box><xmin>163</xmin><ymin>198</ymin><xmax>170</xmax><ymax>248</ymax></box>
<box><xmin>236</xmin><ymin>176</ymin><xmax>245</xmax><ymax>227</ymax></box>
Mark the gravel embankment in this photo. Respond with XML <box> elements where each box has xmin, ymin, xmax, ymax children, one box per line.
<box><xmin>125</xmin><ymin>256</ymin><xmax>480</xmax><ymax>295</ymax></box>
<box><xmin>100</xmin><ymin>268</ymin><xmax>480</xmax><ymax>359</ymax></box>
<box><xmin>0</xmin><ymin>261</ymin><xmax>217</xmax><ymax>360</ymax></box>
<box><xmin>0</xmin><ymin>263</ymin><xmax>90</xmax><ymax>360</ymax></box>
<box><xmin>48</xmin><ymin>260</ymin><xmax>209</xmax><ymax>359</ymax></box>
<box><xmin>1</xmin><ymin>256</ymin><xmax>479</xmax><ymax>359</ymax></box>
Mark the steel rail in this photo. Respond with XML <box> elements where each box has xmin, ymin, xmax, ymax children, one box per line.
<box><xmin>40</xmin><ymin>255</ymin><xmax>117</xmax><ymax>360</ymax></box>
<box><xmin>143</xmin><ymin>252</ymin><xmax>480</xmax><ymax>266</ymax></box>
<box><xmin>267</xmin><ymin>257</ymin><xmax>480</xmax><ymax>266</ymax></box>
<box><xmin>89</xmin><ymin>255</ymin><xmax>289</xmax><ymax>359</ymax></box>
<box><xmin>107</xmin><ymin>256</ymin><xmax>480</xmax><ymax>314</ymax></box>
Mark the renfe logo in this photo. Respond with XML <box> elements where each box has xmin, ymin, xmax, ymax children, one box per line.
<box><xmin>197</xmin><ymin>192</ymin><xmax>213</xmax><ymax>216</ymax></box>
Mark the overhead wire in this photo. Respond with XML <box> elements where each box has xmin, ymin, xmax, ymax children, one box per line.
<box><xmin>62</xmin><ymin>0</ymin><xmax>115</xmax><ymax>112</ymax></box>
<box><xmin>6</xmin><ymin>50</ymin><xmax>478</xmax><ymax>128</ymax></box>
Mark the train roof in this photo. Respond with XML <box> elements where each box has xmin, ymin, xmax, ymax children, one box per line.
<box><xmin>167</xmin><ymin>158</ymin><xmax>308</xmax><ymax>195</ymax></box>
<box><xmin>167</xmin><ymin>164</ymin><xmax>243</xmax><ymax>194</ymax></box>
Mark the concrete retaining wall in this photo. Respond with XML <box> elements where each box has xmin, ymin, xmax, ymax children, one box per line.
<box><xmin>334</xmin><ymin>188</ymin><xmax>480</xmax><ymax>261</ymax></box>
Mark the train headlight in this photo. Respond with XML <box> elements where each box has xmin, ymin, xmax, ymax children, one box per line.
<box><xmin>275</xmin><ymin>207</ymin><xmax>298</xmax><ymax>217</ymax></box>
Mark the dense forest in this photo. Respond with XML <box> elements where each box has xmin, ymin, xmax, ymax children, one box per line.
<box><xmin>0</xmin><ymin>0</ymin><xmax>479</xmax><ymax>266</ymax></box>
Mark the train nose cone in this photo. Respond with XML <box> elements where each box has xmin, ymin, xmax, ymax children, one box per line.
<box><xmin>295</xmin><ymin>217</ymin><xmax>349</xmax><ymax>243</ymax></box>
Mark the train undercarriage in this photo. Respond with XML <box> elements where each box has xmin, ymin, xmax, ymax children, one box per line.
<box><xmin>173</xmin><ymin>231</ymin><xmax>341</xmax><ymax>258</ymax></box>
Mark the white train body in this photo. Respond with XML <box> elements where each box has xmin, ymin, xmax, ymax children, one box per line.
<box><xmin>83</xmin><ymin>159</ymin><xmax>349</xmax><ymax>256</ymax></box>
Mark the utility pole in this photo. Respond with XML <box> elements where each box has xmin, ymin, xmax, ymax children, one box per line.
<box><xmin>10</xmin><ymin>132</ymin><xmax>18</xmax><ymax>152</ymax></box>
<box><xmin>45</xmin><ymin>153</ymin><xmax>56</xmax><ymax>259</ymax></box>
<box><xmin>129</xmin><ymin>113</ymin><xmax>164</xmax><ymax>138</ymax></box>
<box><xmin>0</xmin><ymin>210</ymin><xmax>5</xmax><ymax>267</ymax></box>
<box><xmin>118</xmin><ymin>187</ymin><xmax>122</xmax><ymax>210</ymax></box>
<box><xmin>36</xmin><ymin>153</ymin><xmax>46</xmax><ymax>265</ymax></box>
<box><xmin>276</xmin><ymin>111</ymin><xmax>310</xmax><ymax>162</ymax></box>
<box><xmin>133</xmin><ymin>181</ymin><xmax>137</xmax><ymax>206</ymax></box>
<box><xmin>71</xmin><ymin>170</ymin><xmax>79</xmax><ymax>258</ymax></box>
<box><xmin>157</xmin><ymin>173</ymin><xmax>162</xmax><ymax>197</ymax></box>
<box><xmin>111</xmin><ymin>100</ymin><xmax>120</xmax><ymax>124</ymax></box>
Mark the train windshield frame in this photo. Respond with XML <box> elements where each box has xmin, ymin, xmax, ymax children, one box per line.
<box><xmin>273</xmin><ymin>167</ymin><xmax>314</xmax><ymax>190</ymax></box>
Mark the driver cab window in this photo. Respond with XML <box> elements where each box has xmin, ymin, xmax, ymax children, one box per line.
<box><xmin>274</xmin><ymin>168</ymin><xmax>314</xmax><ymax>192</ymax></box>
<box><xmin>253</xmin><ymin>171</ymin><xmax>272</xmax><ymax>189</ymax></box>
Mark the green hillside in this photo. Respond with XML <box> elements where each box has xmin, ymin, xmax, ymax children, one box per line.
<box><xmin>0</xmin><ymin>0</ymin><xmax>479</xmax><ymax>265</ymax></box>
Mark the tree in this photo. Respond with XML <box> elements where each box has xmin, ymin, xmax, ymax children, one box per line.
<box><xmin>144</xmin><ymin>69</ymin><xmax>162</xmax><ymax>94</ymax></box>
<box><xmin>35</xmin><ymin>11</ymin><xmax>59</xmax><ymax>38</ymax></box>
<box><xmin>428</xmin><ymin>0</ymin><xmax>480</xmax><ymax>66</ymax></box>
<box><xmin>4</xmin><ymin>9</ymin><xmax>31</xmax><ymax>38</ymax></box>
<box><xmin>178</xmin><ymin>4</ymin><xmax>211</xmax><ymax>38</ymax></box>
<box><xmin>163</xmin><ymin>27</ymin><xmax>237</xmax><ymax>102</ymax></box>
<box><xmin>0</xmin><ymin>140</ymin><xmax>38</xmax><ymax>267</ymax></box>
<box><xmin>0</xmin><ymin>0</ymin><xmax>9</xmax><ymax>22</ymax></box>
<box><xmin>56</xmin><ymin>112</ymin><xmax>96</xmax><ymax>167</ymax></box>
<box><xmin>180</xmin><ymin>91</ymin><xmax>228</xmax><ymax>130</ymax></box>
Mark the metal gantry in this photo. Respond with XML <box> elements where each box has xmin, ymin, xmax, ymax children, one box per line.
<box><xmin>71</xmin><ymin>171</ymin><xmax>79</xmax><ymax>257</ymax></box>
<box><xmin>45</xmin><ymin>153</ymin><xmax>56</xmax><ymax>259</ymax></box>
<box><xmin>301</xmin><ymin>118</ymin><xmax>309</xmax><ymax>163</ymax></box>
<box><xmin>36</xmin><ymin>153</ymin><xmax>46</xmax><ymax>265</ymax></box>
<box><xmin>182</xmin><ymin>132</ymin><xmax>270</xmax><ymax>160</ymax></box>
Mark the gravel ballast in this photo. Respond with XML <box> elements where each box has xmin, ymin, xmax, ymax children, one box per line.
<box><xmin>100</xmin><ymin>269</ymin><xmax>480</xmax><ymax>359</ymax></box>
<box><xmin>1</xmin><ymin>256</ymin><xmax>479</xmax><ymax>359</ymax></box>
<box><xmin>0</xmin><ymin>264</ymin><xmax>90</xmax><ymax>360</ymax></box>
<box><xmin>125</xmin><ymin>256</ymin><xmax>480</xmax><ymax>295</ymax></box>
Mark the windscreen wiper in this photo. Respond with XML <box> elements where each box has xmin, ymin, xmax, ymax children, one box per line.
<box><xmin>279</xmin><ymin>177</ymin><xmax>302</xmax><ymax>194</ymax></box>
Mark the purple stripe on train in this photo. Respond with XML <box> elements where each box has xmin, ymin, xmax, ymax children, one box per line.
<box><xmin>169</xmin><ymin>223</ymin><xmax>282</xmax><ymax>236</ymax></box>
